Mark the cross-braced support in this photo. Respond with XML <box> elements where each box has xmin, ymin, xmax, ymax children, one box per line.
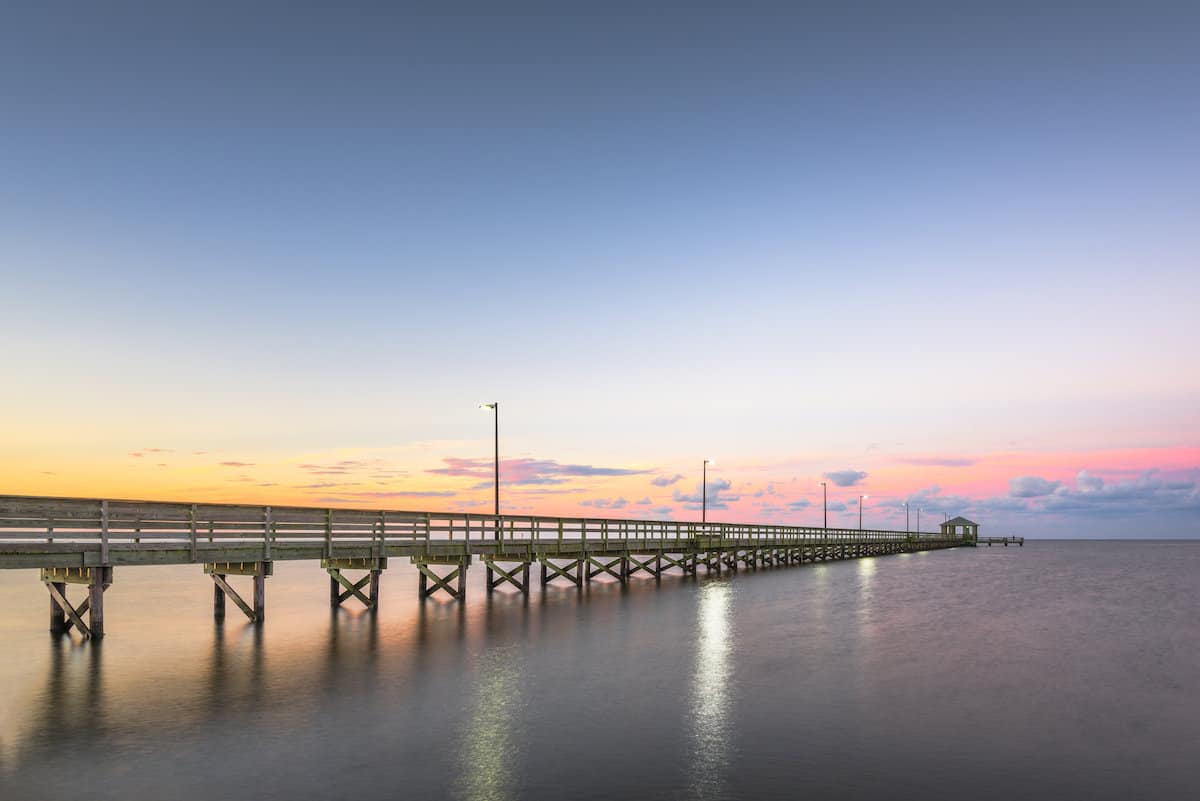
<box><xmin>585</xmin><ymin>555</ymin><xmax>628</xmax><ymax>583</ymax></box>
<box><xmin>540</xmin><ymin>557</ymin><xmax>583</xmax><ymax>587</ymax></box>
<box><xmin>414</xmin><ymin>556</ymin><xmax>469</xmax><ymax>600</ymax></box>
<box><xmin>483</xmin><ymin>557</ymin><xmax>531</xmax><ymax>593</ymax></box>
<box><xmin>626</xmin><ymin>553</ymin><xmax>661</xmax><ymax>579</ymax></box>
<box><xmin>324</xmin><ymin>557</ymin><xmax>385</xmax><ymax>609</ymax></box>
<box><xmin>206</xmin><ymin>561</ymin><xmax>271</xmax><ymax>622</ymax></box>
<box><xmin>43</xmin><ymin>566</ymin><xmax>111</xmax><ymax>639</ymax></box>
<box><xmin>657</xmin><ymin>552</ymin><xmax>694</xmax><ymax>576</ymax></box>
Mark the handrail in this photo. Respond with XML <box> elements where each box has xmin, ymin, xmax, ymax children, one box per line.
<box><xmin>0</xmin><ymin>494</ymin><xmax>965</xmax><ymax>547</ymax></box>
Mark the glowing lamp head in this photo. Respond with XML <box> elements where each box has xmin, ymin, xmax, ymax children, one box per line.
<box><xmin>479</xmin><ymin>402</ymin><xmax>496</xmax><ymax>411</ymax></box>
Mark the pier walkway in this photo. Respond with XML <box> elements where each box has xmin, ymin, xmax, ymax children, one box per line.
<box><xmin>2</xmin><ymin>494</ymin><xmax>978</xmax><ymax>638</ymax></box>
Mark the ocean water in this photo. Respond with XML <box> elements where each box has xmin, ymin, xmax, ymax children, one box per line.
<box><xmin>0</xmin><ymin>541</ymin><xmax>1196</xmax><ymax>800</ymax></box>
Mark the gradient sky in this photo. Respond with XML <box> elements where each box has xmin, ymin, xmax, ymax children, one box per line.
<box><xmin>2</xmin><ymin>3</ymin><xmax>1197</xmax><ymax>537</ymax></box>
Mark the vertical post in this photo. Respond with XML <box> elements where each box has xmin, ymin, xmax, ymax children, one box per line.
<box><xmin>88</xmin><ymin>568</ymin><xmax>107</xmax><ymax>638</ymax></box>
<box><xmin>99</xmin><ymin>499</ymin><xmax>110</xmax><ymax>565</ymax></box>
<box><xmin>324</xmin><ymin>509</ymin><xmax>334</xmax><ymax>558</ymax></box>
<box><xmin>493</xmin><ymin>402</ymin><xmax>500</xmax><ymax>525</ymax></box>
<box><xmin>369</xmin><ymin>569</ymin><xmax>382</xmax><ymax>607</ymax></box>
<box><xmin>49</xmin><ymin>581</ymin><xmax>66</xmax><ymax>633</ymax></box>
<box><xmin>253</xmin><ymin>569</ymin><xmax>266</xmax><ymax>622</ymax></box>
<box><xmin>702</xmin><ymin>459</ymin><xmax>707</xmax><ymax>525</ymax></box>
<box><xmin>418</xmin><ymin>568</ymin><xmax>428</xmax><ymax>599</ymax></box>
<box><xmin>330</xmin><ymin>572</ymin><xmax>340</xmax><ymax>607</ymax></box>
<box><xmin>457</xmin><ymin>558</ymin><xmax>467</xmax><ymax>600</ymax></box>
<box><xmin>264</xmin><ymin>506</ymin><xmax>273</xmax><ymax>561</ymax></box>
<box><xmin>187</xmin><ymin>503</ymin><xmax>196</xmax><ymax>561</ymax></box>
<box><xmin>214</xmin><ymin>574</ymin><xmax>226</xmax><ymax>618</ymax></box>
<box><xmin>822</xmin><ymin>481</ymin><xmax>827</xmax><ymax>529</ymax></box>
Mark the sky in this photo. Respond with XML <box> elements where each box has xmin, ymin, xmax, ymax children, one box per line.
<box><xmin>2</xmin><ymin>2</ymin><xmax>1197</xmax><ymax>537</ymax></box>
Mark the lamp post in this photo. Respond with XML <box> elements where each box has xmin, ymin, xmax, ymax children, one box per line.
<box><xmin>859</xmin><ymin>494</ymin><xmax>868</xmax><ymax>530</ymax></box>
<box><xmin>478</xmin><ymin>402</ymin><xmax>499</xmax><ymax>539</ymax></box>
<box><xmin>702</xmin><ymin>459</ymin><xmax>714</xmax><ymax>525</ymax></box>
<box><xmin>902</xmin><ymin>501</ymin><xmax>910</xmax><ymax>533</ymax></box>
<box><xmin>820</xmin><ymin>481</ymin><xmax>827</xmax><ymax>529</ymax></box>
<box><xmin>916</xmin><ymin>508</ymin><xmax>921</xmax><ymax>535</ymax></box>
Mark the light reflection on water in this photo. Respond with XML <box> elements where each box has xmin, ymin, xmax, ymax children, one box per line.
<box><xmin>688</xmin><ymin>580</ymin><xmax>733</xmax><ymax>800</ymax></box>
<box><xmin>456</xmin><ymin>601</ymin><xmax>527</xmax><ymax>801</ymax></box>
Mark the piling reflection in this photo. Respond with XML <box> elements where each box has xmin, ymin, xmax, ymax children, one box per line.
<box><xmin>688</xmin><ymin>580</ymin><xmax>733</xmax><ymax>800</ymax></box>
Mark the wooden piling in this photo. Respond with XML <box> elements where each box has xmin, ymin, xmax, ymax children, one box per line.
<box><xmin>253</xmin><ymin>571</ymin><xmax>266</xmax><ymax>622</ymax></box>
<box><xmin>49</xmin><ymin>581</ymin><xmax>66</xmax><ymax>633</ymax></box>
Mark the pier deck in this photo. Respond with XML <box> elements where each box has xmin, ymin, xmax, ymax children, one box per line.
<box><xmin>2</xmin><ymin>494</ymin><xmax>982</xmax><ymax>637</ymax></box>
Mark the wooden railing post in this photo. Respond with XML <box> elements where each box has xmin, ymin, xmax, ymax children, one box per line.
<box><xmin>325</xmin><ymin>509</ymin><xmax>334</xmax><ymax>558</ymax></box>
<box><xmin>100</xmin><ymin>499</ymin><xmax>110</xmax><ymax>564</ymax></box>
<box><xmin>264</xmin><ymin>506</ymin><xmax>273</xmax><ymax>561</ymax></box>
<box><xmin>189</xmin><ymin>504</ymin><xmax>198</xmax><ymax>562</ymax></box>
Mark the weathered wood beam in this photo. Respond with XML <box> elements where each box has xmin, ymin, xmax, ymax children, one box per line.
<box><xmin>327</xmin><ymin>568</ymin><xmax>373</xmax><ymax>607</ymax></box>
<box><xmin>415</xmin><ymin>561</ymin><xmax>465</xmax><ymax>600</ymax></box>
<box><xmin>539</xmin><ymin>558</ymin><xmax>582</xmax><ymax>587</ymax></box>
<box><xmin>210</xmin><ymin>573</ymin><xmax>256</xmax><ymax>621</ymax></box>
<box><xmin>45</xmin><ymin>581</ymin><xmax>90</xmax><ymax>638</ymax></box>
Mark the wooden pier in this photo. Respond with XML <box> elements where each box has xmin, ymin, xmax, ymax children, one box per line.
<box><xmin>1</xmin><ymin>494</ymin><xmax>987</xmax><ymax>638</ymax></box>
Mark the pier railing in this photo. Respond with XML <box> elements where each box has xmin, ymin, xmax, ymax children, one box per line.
<box><xmin>0</xmin><ymin>494</ymin><xmax>949</xmax><ymax>558</ymax></box>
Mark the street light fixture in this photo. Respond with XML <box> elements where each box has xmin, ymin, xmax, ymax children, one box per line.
<box><xmin>478</xmin><ymin>402</ymin><xmax>499</xmax><ymax>538</ymax></box>
<box><xmin>859</xmin><ymin>494</ymin><xmax>869</xmax><ymax>530</ymax></box>
<box><xmin>902</xmin><ymin>500</ymin><xmax>910</xmax><ymax>533</ymax></box>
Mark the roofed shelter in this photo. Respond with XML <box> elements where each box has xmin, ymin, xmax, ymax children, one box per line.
<box><xmin>940</xmin><ymin>516</ymin><xmax>979</xmax><ymax>541</ymax></box>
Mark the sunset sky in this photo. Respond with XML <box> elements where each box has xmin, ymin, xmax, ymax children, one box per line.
<box><xmin>2</xmin><ymin>3</ymin><xmax>1197</xmax><ymax>537</ymax></box>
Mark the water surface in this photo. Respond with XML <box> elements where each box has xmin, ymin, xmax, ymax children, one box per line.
<box><xmin>1</xmin><ymin>541</ymin><xmax>1196</xmax><ymax>800</ymax></box>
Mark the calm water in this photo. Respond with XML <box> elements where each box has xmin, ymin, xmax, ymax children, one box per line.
<box><xmin>1</xmin><ymin>541</ymin><xmax>1197</xmax><ymax>800</ymax></box>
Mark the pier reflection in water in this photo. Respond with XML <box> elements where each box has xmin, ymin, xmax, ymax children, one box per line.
<box><xmin>2</xmin><ymin>542</ymin><xmax>1199</xmax><ymax>801</ymax></box>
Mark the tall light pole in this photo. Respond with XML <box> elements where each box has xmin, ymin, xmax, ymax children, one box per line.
<box><xmin>479</xmin><ymin>402</ymin><xmax>499</xmax><ymax>538</ymax></box>
<box><xmin>859</xmin><ymin>494</ymin><xmax>868</xmax><ymax>530</ymax></box>
<box><xmin>902</xmin><ymin>501</ymin><xmax>910</xmax><ymax>533</ymax></box>
<box><xmin>702</xmin><ymin>459</ymin><xmax>713</xmax><ymax>525</ymax></box>
<box><xmin>820</xmin><ymin>481</ymin><xmax>827</xmax><ymax>529</ymax></box>
<box><xmin>916</xmin><ymin>508</ymin><xmax>921</xmax><ymax>535</ymax></box>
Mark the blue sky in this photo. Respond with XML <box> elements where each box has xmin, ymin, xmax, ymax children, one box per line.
<box><xmin>2</xmin><ymin>2</ymin><xmax>1198</xmax><ymax>536</ymax></box>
